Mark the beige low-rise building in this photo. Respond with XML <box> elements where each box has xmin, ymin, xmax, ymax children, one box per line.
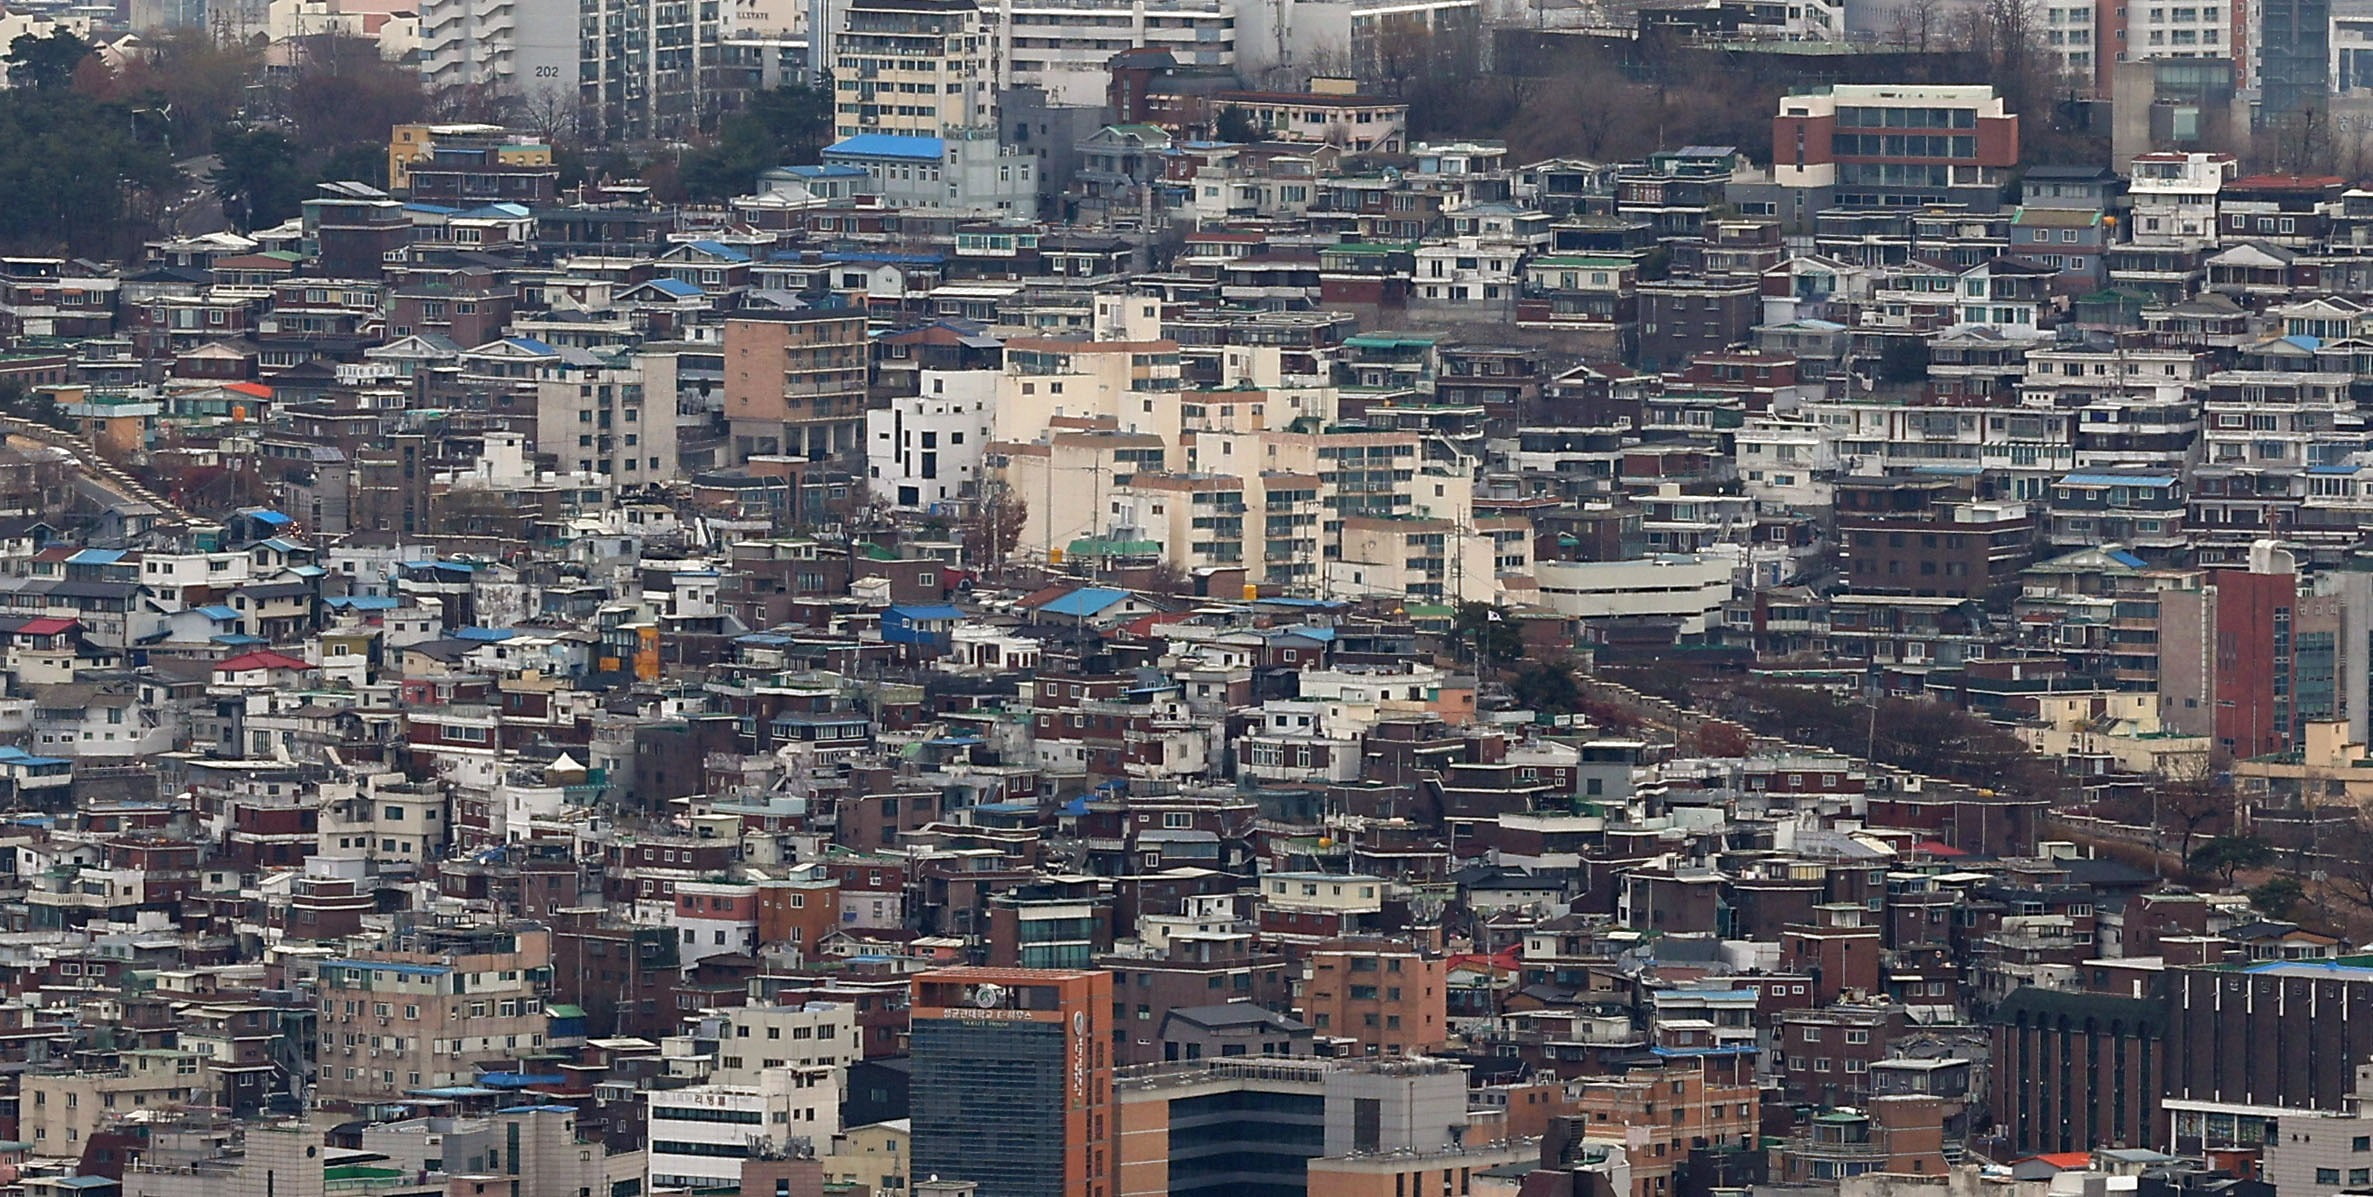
<box><xmin>24</xmin><ymin>1049</ymin><xmax>207</xmax><ymax>1153</ymax></box>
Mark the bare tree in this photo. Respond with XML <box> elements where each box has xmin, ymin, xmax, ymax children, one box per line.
<box><xmin>517</xmin><ymin>84</ymin><xmax>586</xmax><ymax>146</ymax></box>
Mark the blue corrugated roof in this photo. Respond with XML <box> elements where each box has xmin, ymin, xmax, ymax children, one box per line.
<box><xmin>504</xmin><ymin>336</ymin><xmax>558</xmax><ymax>355</ymax></box>
<box><xmin>66</xmin><ymin>549</ymin><xmax>126</xmax><ymax>564</ymax></box>
<box><xmin>889</xmin><ymin>603</ymin><xmax>964</xmax><ymax>621</ymax></box>
<box><xmin>685</xmin><ymin>239</ymin><xmax>751</xmax><ymax>262</ymax></box>
<box><xmin>825</xmin><ymin>133</ymin><xmax>947</xmax><ymax>161</ymax></box>
<box><xmin>1039</xmin><ymin>587</ymin><xmax>1130</xmax><ymax>617</ymax></box>
<box><xmin>246</xmin><ymin>510</ymin><xmax>294</xmax><ymax>526</ymax></box>
<box><xmin>645</xmin><ymin>278</ymin><xmax>703</xmax><ymax>297</ymax></box>
<box><xmin>2105</xmin><ymin>549</ymin><xmax>2149</xmax><ymax>568</ymax></box>
<box><xmin>193</xmin><ymin>604</ymin><xmax>239</xmax><ymax>619</ymax></box>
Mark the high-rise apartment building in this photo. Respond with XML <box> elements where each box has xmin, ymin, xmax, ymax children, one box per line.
<box><xmin>910</xmin><ymin>967</ymin><xmax>1115</xmax><ymax>1197</ymax></box>
<box><xmin>827</xmin><ymin>0</ymin><xmax>996</xmax><ymax>138</ymax></box>
<box><xmin>415</xmin><ymin>0</ymin><xmax>576</xmax><ymax>105</ymax></box>
<box><xmin>581</xmin><ymin>0</ymin><xmax>731</xmax><ymax>140</ymax></box>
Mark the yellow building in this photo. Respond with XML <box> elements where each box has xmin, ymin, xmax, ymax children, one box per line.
<box><xmin>387</xmin><ymin>124</ymin><xmax>555</xmax><ymax>194</ymax></box>
<box><xmin>826</xmin><ymin>1119</ymin><xmax>909</xmax><ymax>1195</ymax></box>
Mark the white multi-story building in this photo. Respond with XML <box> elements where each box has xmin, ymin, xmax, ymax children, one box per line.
<box><xmin>646</xmin><ymin>1067</ymin><xmax>842</xmax><ymax>1191</ymax></box>
<box><xmin>2041</xmin><ymin>0</ymin><xmax>2101</xmax><ymax>88</ymax></box>
<box><xmin>2128</xmin><ymin>151</ymin><xmax>2239</xmax><ymax>246</ymax></box>
<box><xmin>534</xmin><ymin>352</ymin><xmax>681</xmax><ymax>482</ymax></box>
<box><xmin>711</xmin><ymin>1003</ymin><xmax>861</xmax><ymax>1085</ymax></box>
<box><xmin>989</xmin><ymin>0</ymin><xmax>1235</xmax><ymax>103</ymax></box>
<box><xmin>416</xmin><ymin>0</ymin><xmax>576</xmax><ymax>103</ymax></box>
<box><xmin>2127</xmin><ymin>0</ymin><xmax>2235</xmax><ymax>63</ymax></box>
<box><xmin>1532</xmin><ymin>555</ymin><xmax>1737</xmax><ymax>634</ymax></box>
<box><xmin>1736</xmin><ymin>413</ymin><xmax>1837</xmax><ymax>513</ymax></box>
<box><xmin>868</xmin><ymin>369</ymin><xmax>998</xmax><ymax>511</ymax></box>
<box><xmin>1231</xmin><ymin>0</ymin><xmax>1479</xmax><ymax>89</ymax></box>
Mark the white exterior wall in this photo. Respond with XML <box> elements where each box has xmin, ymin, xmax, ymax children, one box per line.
<box><xmin>1532</xmin><ymin>555</ymin><xmax>1737</xmax><ymax>632</ymax></box>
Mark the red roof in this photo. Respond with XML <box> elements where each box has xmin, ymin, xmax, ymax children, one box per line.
<box><xmin>15</xmin><ymin>617</ymin><xmax>74</xmax><ymax>636</ymax></box>
<box><xmin>1913</xmin><ymin>840</ymin><xmax>1969</xmax><ymax>857</ymax></box>
<box><xmin>224</xmin><ymin>382</ymin><xmax>272</xmax><ymax>399</ymax></box>
<box><xmin>216</xmin><ymin>650</ymin><xmax>312</xmax><ymax>672</ymax></box>
<box><xmin>2026</xmin><ymin>1153</ymin><xmax>2093</xmax><ymax>1171</ymax></box>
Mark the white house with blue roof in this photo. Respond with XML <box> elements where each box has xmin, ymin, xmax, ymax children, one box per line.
<box><xmin>822</xmin><ymin>132</ymin><xmax>1037</xmax><ymax>213</ymax></box>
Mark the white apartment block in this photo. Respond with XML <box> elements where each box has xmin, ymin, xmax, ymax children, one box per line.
<box><xmin>2128</xmin><ymin>151</ymin><xmax>2238</xmax><ymax>246</ymax></box>
<box><xmin>646</xmin><ymin>1067</ymin><xmax>842</xmax><ymax>1191</ymax></box>
<box><xmin>416</xmin><ymin>0</ymin><xmax>576</xmax><ymax>101</ymax></box>
<box><xmin>990</xmin><ymin>0</ymin><xmax>1236</xmax><ymax>104</ymax></box>
<box><xmin>868</xmin><ymin>369</ymin><xmax>997</xmax><ymax>511</ymax></box>
<box><xmin>534</xmin><ymin>353</ymin><xmax>681</xmax><ymax>482</ymax></box>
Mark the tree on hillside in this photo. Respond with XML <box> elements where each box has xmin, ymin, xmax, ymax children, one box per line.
<box><xmin>1510</xmin><ymin>661</ymin><xmax>1583</xmax><ymax>717</ymax></box>
<box><xmin>2250</xmin><ymin>875</ymin><xmax>2307</xmax><ymax>921</ymax></box>
<box><xmin>6</xmin><ymin>30</ymin><xmax>91</xmax><ymax>92</ymax></box>
<box><xmin>83</xmin><ymin>28</ymin><xmax>262</xmax><ymax>157</ymax></box>
<box><xmin>2190</xmin><ymin>834</ymin><xmax>2276</xmax><ymax>888</ymax></box>
<box><xmin>677</xmin><ymin>81</ymin><xmax>836</xmax><ymax>201</ymax></box>
<box><xmin>0</xmin><ymin>85</ymin><xmax>178</xmax><ymax>255</ymax></box>
<box><xmin>284</xmin><ymin>33</ymin><xmax>426</xmax><ymax>156</ymax></box>
<box><xmin>211</xmin><ymin>125</ymin><xmax>311</xmax><ymax>231</ymax></box>
<box><xmin>1214</xmin><ymin>105</ymin><xmax>1261</xmax><ymax>144</ymax></box>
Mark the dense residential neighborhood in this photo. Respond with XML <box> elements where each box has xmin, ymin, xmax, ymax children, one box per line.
<box><xmin>0</xmin><ymin>0</ymin><xmax>2366</xmax><ymax>1191</ymax></box>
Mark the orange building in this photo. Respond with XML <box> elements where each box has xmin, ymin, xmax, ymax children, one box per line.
<box><xmin>756</xmin><ymin>878</ymin><xmax>842</xmax><ymax>960</ymax></box>
<box><xmin>1569</xmin><ymin>1058</ymin><xmax>1759</xmax><ymax>1197</ymax></box>
<box><xmin>1302</xmin><ymin>937</ymin><xmax>1448</xmax><ymax>1056</ymax></box>
<box><xmin>910</xmin><ymin>967</ymin><xmax>1116</xmax><ymax>1197</ymax></box>
<box><xmin>1304</xmin><ymin>1142</ymin><xmax>1537</xmax><ymax>1197</ymax></box>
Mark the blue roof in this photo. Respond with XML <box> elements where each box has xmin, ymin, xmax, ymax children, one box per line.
<box><xmin>2105</xmin><ymin>549</ymin><xmax>2149</xmax><ymax>568</ymax></box>
<box><xmin>211</xmin><ymin>633</ymin><xmax>267</xmax><ymax>646</ymax></box>
<box><xmin>66</xmin><ymin>549</ymin><xmax>126</xmax><ymax>565</ymax></box>
<box><xmin>193</xmin><ymin>604</ymin><xmax>240</xmax><ymax>620</ymax></box>
<box><xmin>1039</xmin><ymin>586</ymin><xmax>1131</xmax><ymax>617</ymax></box>
<box><xmin>258</xmin><ymin>536</ymin><xmax>304</xmax><ymax>552</ymax></box>
<box><xmin>826</xmin><ymin>133</ymin><xmax>947</xmax><ymax>161</ymax></box>
<box><xmin>685</xmin><ymin>239</ymin><xmax>752</xmax><ymax>262</ymax></box>
<box><xmin>475</xmin><ymin>1072</ymin><xmax>567</xmax><ymax>1088</ymax></box>
<box><xmin>2059</xmin><ymin>472</ymin><xmax>2176</xmax><ymax>487</ymax></box>
<box><xmin>0</xmin><ymin>747</ymin><xmax>68</xmax><ymax>767</ymax></box>
<box><xmin>2310</xmin><ymin>464</ymin><xmax>2363</xmax><ymax>475</ymax></box>
<box><xmin>2286</xmin><ymin>334</ymin><xmax>2322</xmax><ymax>350</ymax></box>
<box><xmin>889</xmin><ymin>603</ymin><xmax>964</xmax><ymax>621</ymax></box>
<box><xmin>245</xmin><ymin>509</ymin><xmax>294</xmax><ymax>526</ymax></box>
<box><xmin>454</xmin><ymin>627</ymin><xmax>517</xmax><ymax>641</ymax></box>
<box><xmin>326</xmin><ymin>595</ymin><xmax>401</xmax><ymax>611</ymax></box>
<box><xmin>503</xmin><ymin>336</ymin><xmax>558</xmax><ymax>355</ymax></box>
<box><xmin>645</xmin><ymin>278</ymin><xmax>704</xmax><ymax>297</ymax></box>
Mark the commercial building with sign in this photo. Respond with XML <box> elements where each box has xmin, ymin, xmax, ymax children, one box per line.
<box><xmin>910</xmin><ymin>966</ymin><xmax>1116</xmax><ymax>1197</ymax></box>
